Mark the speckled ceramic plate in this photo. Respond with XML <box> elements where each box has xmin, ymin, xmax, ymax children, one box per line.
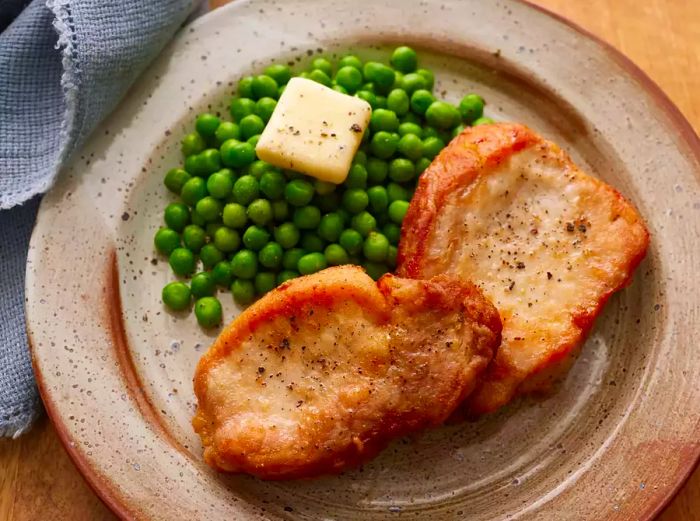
<box><xmin>26</xmin><ymin>0</ymin><xmax>700</xmax><ymax>519</ymax></box>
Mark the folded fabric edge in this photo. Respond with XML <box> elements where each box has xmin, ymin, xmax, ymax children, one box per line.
<box><xmin>1</xmin><ymin>399</ymin><xmax>43</xmax><ymax>439</ymax></box>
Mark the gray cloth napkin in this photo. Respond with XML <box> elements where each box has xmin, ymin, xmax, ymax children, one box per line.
<box><xmin>0</xmin><ymin>0</ymin><xmax>196</xmax><ymax>437</ymax></box>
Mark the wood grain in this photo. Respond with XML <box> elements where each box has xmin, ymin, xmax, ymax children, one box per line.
<box><xmin>1</xmin><ymin>1</ymin><xmax>698</xmax><ymax>519</ymax></box>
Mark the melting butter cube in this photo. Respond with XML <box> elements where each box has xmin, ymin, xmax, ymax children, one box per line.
<box><xmin>255</xmin><ymin>77</ymin><xmax>371</xmax><ymax>184</ymax></box>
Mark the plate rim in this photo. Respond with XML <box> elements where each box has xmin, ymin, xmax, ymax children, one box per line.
<box><xmin>26</xmin><ymin>0</ymin><xmax>700</xmax><ymax>519</ymax></box>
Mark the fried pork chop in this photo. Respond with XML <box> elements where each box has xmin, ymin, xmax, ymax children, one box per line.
<box><xmin>193</xmin><ymin>266</ymin><xmax>501</xmax><ymax>478</ymax></box>
<box><xmin>398</xmin><ymin>123</ymin><xmax>649</xmax><ymax>415</ymax></box>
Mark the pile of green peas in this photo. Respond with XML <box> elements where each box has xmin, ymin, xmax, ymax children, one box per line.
<box><xmin>154</xmin><ymin>45</ymin><xmax>492</xmax><ymax>328</ymax></box>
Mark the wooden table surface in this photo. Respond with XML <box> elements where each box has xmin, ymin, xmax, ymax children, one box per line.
<box><xmin>1</xmin><ymin>1</ymin><xmax>698</xmax><ymax>520</ymax></box>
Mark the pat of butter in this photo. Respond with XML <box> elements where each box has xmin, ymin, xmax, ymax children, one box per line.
<box><xmin>255</xmin><ymin>77</ymin><xmax>371</xmax><ymax>184</ymax></box>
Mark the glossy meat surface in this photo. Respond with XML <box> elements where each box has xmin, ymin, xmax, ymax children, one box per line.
<box><xmin>398</xmin><ymin>123</ymin><xmax>649</xmax><ymax>414</ymax></box>
<box><xmin>193</xmin><ymin>266</ymin><xmax>501</xmax><ymax>478</ymax></box>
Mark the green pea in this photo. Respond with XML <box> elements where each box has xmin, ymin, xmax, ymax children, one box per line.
<box><xmin>233</xmin><ymin>175</ymin><xmax>259</xmax><ymax>205</ymax></box>
<box><xmin>342</xmin><ymin>188</ymin><xmax>369</xmax><ymax>214</ymax></box>
<box><xmin>264</xmin><ymin>64</ymin><xmax>292</xmax><ymax>86</ymax></box>
<box><xmin>249</xmin><ymin>159</ymin><xmax>273</xmax><ymax>179</ymax></box>
<box><xmin>367</xmin><ymin>186</ymin><xmax>389</xmax><ymax>214</ymax></box>
<box><xmin>388</xmin><ymin>200</ymin><xmax>409</xmax><ymax>224</ymax></box>
<box><xmin>272</xmin><ymin>200</ymin><xmax>290</xmax><ymax>221</ymax></box>
<box><xmin>225</xmin><ymin>141</ymin><xmax>256</xmax><ymax>168</ymax></box>
<box><xmin>415</xmin><ymin>156</ymin><xmax>432</xmax><ymax>174</ymax></box>
<box><xmin>390</xmin><ymin>46</ymin><xmax>418</xmax><ymax>72</ymax></box>
<box><xmin>182</xmin><ymin>224</ymin><xmax>206</xmax><ymax>253</ymax></box>
<box><xmin>345</xmin><ymin>164</ymin><xmax>368</xmax><ymax>189</ymax></box>
<box><xmin>255</xmin><ymin>97</ymin><xmax>277</xmax><ymax>123</ymax></box>
<box><xmin>397</xmin><ymin>133</ymin><xmax>424</xmax><ymax>161</ymax></box>
<box><xmin>162</xmin><ymin>282</ymin><xmax>191</xmax><ymax>311</ymax></box>
<box><xmin>238</xmin><ymin>76</ymin><xmax>254</xmax><ymax>97</ymax></box>
<box><xmin>387</xmin><ymin>182</ymin><xmax>409</xmax><ymax>202</ymax></box>
<box><xmin>339</xmin><ymin>229</ymin><xmax>363</xmax><ymax>255</ymax></box>
<box><xmin>164</xmin><ymin>203</ymin><xmax>189</xmax><ymax>232</ymax></box>
<box><xmin>247</xmin><ymin>199</ymin><xmax>273</xmax><ymax>226</ymax></box>
<box><xmin>214</xmin><ymin>227</ymin><xmax>240</xmax><ymax>252</ymax></box>
<box><xmin>285</xmin><ymin>179</ymin><xmax>315</xmax><ymax>206</ymax></box>
<box><xmin>293</xmin><ymin>205</ymin><xmax>321</xmax><ymax>229</ymax></box>
<box><xmin>255</xmin><ymin>272</ymin><xmax>277</xmax><ymax>294</ymax></box>
<box><xmin>239</xmin><ymin>114</ymin><xmax>265</xmax><ymax>140</ymax></box>
<box><xmin>277</xmin><ymin>270</ymin><xmax>300</xmax><ymax>285</ymax></box>
<box><xmin>309</xmin><ymin>68</ymin><xmax>332</xmax><ymax>87</ymax></box>
<box><xmin>351</xmin><ymin>211</ymin><xmax>377</xmax><ymax>238</ymax></box>
<box><xmin>402</xmin><ymin>112</ymin><xmax>421</xmax><ymax>124</ymax></box>
<box><xmin>332</xmin><ymin>84</ymin><xmax>348</xmax><ymax>95</ymax></box>
<box><xmin>422</xmin><ymin>126</ymin><xmax>439</xmax><ymax>138</ymax></box>
<box><xmin>298</xmin><ymin>252</ymin><xmax>328</xmax><ymax>275</ymax></box>
<box><xmin>300</xmin><ymin>232</ymin><xmax>325</xmax><ymax>253</ymax></box>
<box><xmin>169</xmin><ymin>248</ymin><xmax>196</xmax><ymax>276</ymax></box>
<box><xmin>401</xmin><ymin>73</ymin><xmax>428</xmax><ymax>95</ymax></box>
<box><xmin>382</xmin><ymin>223</ymin><xmax>401</xmax><ymax>246</ymax></box>
<box><xmin>242</xmin><ymin>225</ymin><xmax>270</xmax><ymax>251</ymax></box>
<box><xmin>232</xmin><ymin>278</ymin><xmax>256</xmax><ymax>305</ymax></box>
<box><xmin>334</xmin><ymin>66</ymin><xmax>363</xmax><ymax>93</ymax></box>
<box><xmin>191</xmin><ymin>272</ymin><xmax>216</xmax><ymax>298</ymax></box>
<box><xmin>363</xmin><ymin>62</ymin><xmax>395</xmax><ymax>93</ymax></box>
<box><xmin>309</xmin><ymin>57</ymin><xmax>331</xmax><ymax>75</ymax></box>
<box><xmin>338</xmin><ymin>54</ymin><xmax>363</xmax><ymax>70</ymax></box>
<box><xmin>190</xmin><ymin>208</ymin><xmax>207</xmax><ymax>226</ymax></box>
<box><xmin>164</xmin><ymin>168</ymin><xmax>191</xmax><ymax>194</ymax></box>
<box><xmin>324</xmin><ymin>244</ymin><xmax>349</xmax><ymax>266</ymax></box>
<box><xmin>315</xmin><ymin>191</ymin><xmax>342</xmax><ymax>213</ymax></box>
<box><xmin>366</xmin><ymin>158</ymin><xmax>389</xmax><ymax>184</ymax></box>
<box><xmin>386</xmin><ymin>89</ymin><xmax>410</xmax><ymax>116</ymax></box>
<box><xmin>211</xmin><ymin>260</ymin><xmax>233</xmax><ymax>287</ymax></box>
<box><xmin>194</xmin><ymin>296</ymin><xmax>222</xmax><ymax>328</ymax></box>
<box><xmin>274</xmin><ymin>222</ymin><xmax>300</xmax><ymax>249</ymax></box>
<box><xmin>221</xmin><ymin>203</ymin><xmax>247</xmax><ymax>229</ymax></box>
<box><xmin>352</xmin><ymin>150</ymin><xmax>367</xmax><ymax>166</ymax></box>
<box><xmin>473</xmin><ymin>116</ymin><xmax>495</xmax><ymax>126</ymax></box>
<box><xmin>452</xmin><ymin>124</ymin><xmax>466</xmax><ymax>138</ymax></box>
<box><xmin>214</xmin><ymin>122</ymin><xmax>241</xmax><ymax>145</ymax></box>
<box><xmin>355</xmin><ymin>90</ymin><xmax>378</xmax><ymax>109</ymax></box>
<box><xmin>363</xmin><ymin>261</ymin><xmax>389</xmax><ymax>281</ymax></box>
<box><xmin>206</xmin><ymin>170</ymin><xmax>234</xmax><ymax>199</ymax></box>
<box><xmin>387</xmin><ymin>245</ymin><xmax>398</xmax><ymax>268</ymax></box>
<box><xmin>251</xmin><ymin>75</ymin><xmax>279</xmax><ymax>100</ymax></box>
<box><xmin>363</xmin><ymin>232</ymin><xmax>390</xmax><ymax>262</ymax></box>
<box><xmin>181</xmin><ymin>132</ymin><xmax>206</xmax><ymax>157</ymax></box>
<box><xmin>314</xmin><ymin>179</ymin><xmax>336</xmax><ymax>196</ymax></box>
<box><xmin>370</xmin><ymin>131</ymin><xmax>399</xmax><ymax>159</ymax></box>
<box><xmin>258</xmin><ymin>242</ymin><xmax>284</xmax><ymax>269</ymax></box>
<box><xmin>195</xmin><ymin>113</ymin><xmax>220</xmax><ymax>139</ymax></box>
<box><xmin>154</xmin><ymin>228</ymin><xmax>180</xmax><ymax>256</ymax></box>
<box><xmin>422</xmin><ymin>136</ymin><xmax>445</xmax><ymax>159</ymax></box>
<box><xmin>260</xmin><ymin>171</ymin><xmax>286</xmax><ymax>199</ymax></box>
<box><xmin>317</xmin><ymin>212</ymin><xmax>343</xmax><ymax>242</ymax></box>
<box><xmin>230</xmin><ymin>97</ymin><xmax>256</xmax><ymax>122</ymax></box>
<box><xmin>410</xmin><ymin>89</ymin><xmax>435</xmax><ymax>115</ymax></box>
<box><xmin>231</xmin><ymin>249</ymin><xmax>258</xmax><ymax>279</ymax></box>
<box><xmin>370</xmin><ymin>109</ymin><xmax>400</xmax><ymax>133</ymax></box>
<box><xmin>375</xmin><ymin>95</ymin><xmax>387</xmax><ymax>109</ymax></box>
<box><xmin>195</xmin><ymin>196</ymin><xmax>222</xmax><ymax>222</ymax></box>
<box><xmin>184</xmin><ymin>154</ymin><xmax>205</xmax><ymax>176</ymax></box>
<box><xmin>416</xmin><ymin>68</ymin><xmax>434</xmax><ymax>90</ymax></box>
<box><xmin>459</xmin><ymin>93</ymin><xmax>485</xmax><ymax>123</ymax></box>
<box><xmin>199</xmin><ymin>148</ymin><xmax>222</xmax><ymax>175</ymax></box>
<box><xmin>283</xmin><ymin>248</ymin><xmax>306</xmax><ymax>270</ymax></box>
<box><xmin>389</xmin><ymin>158</ymin><xmax>415</xmax><ymax>182</ymax></box>
<box><xmin>337</xmin><ymin>207</ymin><xmax>351</xmax><ymax>224</ymax></box>
<box><xmin>425</xmin><ymin>101</ymin><xmax>461</xmax><ymax>129</ymax></box>
<box><xmin>195</xmin><ymin>244</ymin><xmax>220</xmax><ymax>270</ymax></box>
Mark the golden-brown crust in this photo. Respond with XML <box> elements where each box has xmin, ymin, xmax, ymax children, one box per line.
<box><xmin>397</xmin><ymin>123</ymin><xmax>649</xmax><ymax>415</ymax></box>
<box><xmin>192</xmin><ymin>266</ymin><xmax>501</xmax><ymax>479</ymax></box>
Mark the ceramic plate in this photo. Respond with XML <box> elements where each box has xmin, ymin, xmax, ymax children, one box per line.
<box><xmin>26</xmin><ymin>0</ymin><xmax>700</xmax><ymax>519</ymax></box>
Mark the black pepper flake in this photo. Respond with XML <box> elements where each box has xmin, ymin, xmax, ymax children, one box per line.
<box><xmin>578</xmin><ymin>223</ymin><xmax>587</xmax><ymax>233</ymax></box>
<box><xmin>257</xmin><ymin>366</ymin><xmax>265</xmax><ymax>374</ymax></box>
<box><xmin>350</xmin><ymin>123</ymin><xmax>362</xmax><ymax>133</ymax></box>
<box><xmin>547</xmin><ymin>272</ymin><xmax>553</xmax><ymax>280</ymax></box>
<box><xmin>121</xmin><ymin>212</ymin><xmax>130</xmax><ymax>221</ymax></box>
<box><xmin>508</xmin><ymin>281</ymin><xmax>515</xmax><ymax>291</ymax></box>
<box><xmin>566</xmin><ymin>222</ymin><xmax>575</xmax><ymax>232</ymax></box>
<box><xmin>516</xmin><ymin>261</ymin><xmax>526</xmax><ymax>269</ymax></box>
